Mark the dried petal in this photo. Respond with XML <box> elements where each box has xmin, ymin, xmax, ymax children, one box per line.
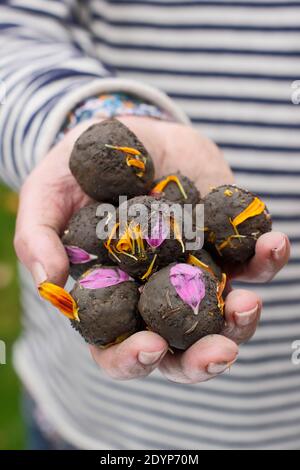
<box><xmin>217</xmin><ymin>273</ymin><xmax>227</xmax><ymax>315</ymax></box>
<box><xmin>116</xmin><ymin>226</ymin><xmax>134</xmax><ymax>253</ymax></box>
<box><xmin>145</xmin><ymin>213</ymin><xmax>169</xmax><ymax>249</ymax></box>
<box><xmin>187</xmin><ymin>254</ymin><xmax>215</xmax><ymax>279</ymax></box>
<box><xmin>38</xmin><ymin>282</ymin><xmax>79</xmax><ymax>321</ymax></box>
<box><xmin>79</xmin><ymin>267</ymin><xmax>133</xmax><ymax>289</ymax></box>
<box><xmin>170</xmin><ymin>264</ymin><xmax>206</xmax><ymax>315</ymax></box>
<box><xmin>105</xmin><ymin>145</ymin><xmax>145</xmax><ymax>176</ymax></box>
<box><xmin>171</xmin><ymin>217</ymin><xmax>185</xmax><ymax>253</ymax></box>
<box><xmin>126</xmin><ymin>158</ymin><xmax>145</xmax><ymax>172</ymax></box>
<box><xmin>65</xmin><ymin>245</ymin><xmax>98</xmax><ymax>265</ymax></box>
<box><xmin>129</xmin><ymin>224</ymin><xmax>145</xmax><ymax>255</ymax></box>
<box><xmin>141</xmin><ymin>254</ymin><xmax>158</xmax><ymax>281</ymax></box>
<box><xmin>105</xmin><ymin>145</ymin><xmax>141</xmax><ymax>156</ymax></box>
<box><xmin>231</xmin><ymin>197</ymin><xmax>265</xmax><ymax>228</ymax></box>
<box><xmin>151</xmin><ymin>175</ymin><xmax>188</xmax><ymax>200</ymax></box>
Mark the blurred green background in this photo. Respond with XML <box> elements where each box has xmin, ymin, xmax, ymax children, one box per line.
<box><xmin>0</xmin><ymin>183</ymin><xmax>25</xmax><ymax>449</ymax></box>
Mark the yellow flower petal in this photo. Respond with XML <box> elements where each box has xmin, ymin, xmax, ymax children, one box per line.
<box><xmin>141</xmin><ymin>254</ymin><xmax>158</xmax><ymax>281</ymax></box>
<box><xmin>38</xmin><ymin>282</ymin><xmax>79</xmax><ymax>321</ymax></box>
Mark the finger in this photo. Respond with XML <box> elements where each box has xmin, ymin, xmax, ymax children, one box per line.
<box><xmin>159</xmin><ymin>335</ymin><xmax>238</xmax><ymax>384</ymax></box>
<box><xmin>90</xmin><ymin>331</ymin><xmax>168</xmax><ymax>380</ymax></box>
<box><xmin>233</xmin><ymin>232</ymin><xmax>290</xmax><ymax>283</ymax></box>
<box><xmin>14</xmin><ymin>176</ymin><xmax>73</xmax><ymax>286</ymax></box>
<box><xmin>223</xmin><ymin>289</ymin><xmax>262</xmax><ymax>344</ymax></box>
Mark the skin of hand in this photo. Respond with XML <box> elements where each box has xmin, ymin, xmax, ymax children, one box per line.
<box><xmin>14</xmin><ymin>116</ymin><xmax>290</xmax><ymax>384</ymax></box>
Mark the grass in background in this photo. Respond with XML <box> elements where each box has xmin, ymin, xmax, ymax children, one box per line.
<box><xmin>0</xmin><ymin>184</ymin><xmax>25</xmax><ymax>450</ymax></box>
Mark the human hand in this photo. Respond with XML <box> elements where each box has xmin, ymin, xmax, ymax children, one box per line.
<box><xmin>14</xmin><ymin>116</ymin><xmax>290</xmax><ymax>383</ymax></box>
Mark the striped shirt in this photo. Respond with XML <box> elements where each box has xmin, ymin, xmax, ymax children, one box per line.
<box><xmin>1</xmin><ymin>0</ymin><xmax>300</xmax><ymax>450</ymax></box>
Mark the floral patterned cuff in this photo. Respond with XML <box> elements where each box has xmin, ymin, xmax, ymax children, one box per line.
<box><xmin>57</xmin><ymin>92</ymin><xmax>172</xmax><ymax>142</ymax></box>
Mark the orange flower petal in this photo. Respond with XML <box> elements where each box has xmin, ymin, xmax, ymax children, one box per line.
<box><xmin>126</xmin><ymin>158</ymin><xmax>145</xmax><ymax>171</ymax></box>
<box><xmin>151</xmin><ymin>175</ymin><xmax>188</xmax><ymax>200</ymax></box>
<box><xmin>98</xmin><ymin>332</ymin><xmax>132</xmax><ymax>349</ymax></box>
<box><xmin>187</xmin><ymin>254</ymin><xmax>216</xmax><ymax>278</ymax></box>
<box><xmin>217</xmin><ymin>273</ymin><xmax>227</xmax><ymax>315</ymax></box>
<box><xmin>231</xmin><ymin>197</ymin><xmax>266</xmax><ymax>228</ymax></box>
<box><xmin>116</xmin><ymin>229</ymin><xmax>133</xmax><ymax>253</ymax></box>
<box><xmin>38</xmin><ymin>282</ymin><xmax>79</xmax><ymax>321</ymax></box>
<box><xmin>105</xmin><ymin>145</ymin><xmax>141</xmax><ymax>156</ymax></box>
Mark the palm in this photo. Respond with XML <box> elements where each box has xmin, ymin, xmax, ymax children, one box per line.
<box><xmin>15</xmin><ymin>116</ymin><xmax>289</xmax><ymax>383</ymax></box>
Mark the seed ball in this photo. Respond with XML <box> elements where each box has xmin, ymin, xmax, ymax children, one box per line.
<box><xmin>138</xmin><ymin>263</ymin><xmax>225</xmax><ymax>350</ymax></box>
<box><xmin>151</xmin><ymin>172</ymin><xmax>201</xmax><ymax>206</ymax></box>
<box><xmin>62</xmin><ymin>203</ymin><xmax>114</xmax><ymax>280</ymax></box>
<box><xmin>189</xmin><ymin>248</ymin><xmax>223</xmax><ymax>282</ymax></box>
<box><xmin>70</xmin><ymin>265</ymin><xmax>141</xmax><ymax>347</ymax></box>
<box><xmin>204</xmin><ymin>185</ymin><xmax>272</xmax><ymax>265</ymax></box>
<box><xmin>107</xmin><ymin>195</ymin><xmax>189</xmax><ymax>280</ymax></box>
<box><xmin>69</xmin><ymin>119</ymin><xmax>155</xmax><ymax>204</ymax></box>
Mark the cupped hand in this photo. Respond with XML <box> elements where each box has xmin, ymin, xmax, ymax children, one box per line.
<box><xmin>14</xmin><ymin>116</ymin><xmax>290</xmax><ymax>384</ymax></box>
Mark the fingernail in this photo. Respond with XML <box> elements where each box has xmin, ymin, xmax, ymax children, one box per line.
<box><xmin>234</xmin><ymin>304</ymin><xmax>259</xmax><ymax>327</ymax></box>
<box><xmin>207</xmin><ymin>358</ymin><xmax>237</xmax><ymax>375</ymax></box>
<box><xmin>272</xmin><ymin>237</ymin><xmax>287</xmax><ymax>261</ymax></box>
<box><xmin>138</xmin><ymin>350</ymin><xmax>166</xmax><ymax>366</ymax></box>
<box><xmin>32</xmin><ymin>262</ymin><xmax>47</xmax><ymax>286</ymax></box>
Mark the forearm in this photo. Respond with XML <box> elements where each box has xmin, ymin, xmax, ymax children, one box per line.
<box><xmin>0</xmin><ymin>1</ymin><xmax>187</xmax><ymax>190</ymax></box>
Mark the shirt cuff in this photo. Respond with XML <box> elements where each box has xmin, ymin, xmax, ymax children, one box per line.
<box><xmin>56</xmin><ymin>92</ymin><xmax>174</xmax><ymax>142</ymax></box>
<box><xmin>37</xmin><ymin>78</ymin><xmax>190</xmax><ymax>162</ymax></box>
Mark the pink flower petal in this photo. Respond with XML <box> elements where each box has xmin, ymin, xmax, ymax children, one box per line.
<box><xmin>79</xmin><ymin>267</ymin><xmax>133</xmax><ymax>289</ymax></box>
<box><xmin>65</xmin><ymin>245</ymin><xmax>98</xmax><ymax>265</ymax></box>
<box><xmin>145</xmin><ymin>213</ymin><xmax>169</xmax><ymax>249</ymax></box>
<box><xmin>170</xmin><ymin>264</ymin><xmax>206</xmax><ymax>315</ymax></box>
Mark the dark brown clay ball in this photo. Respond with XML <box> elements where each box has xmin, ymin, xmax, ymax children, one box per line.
<box><xmin>204</xmin><ymin>185</ymin><xmax>272</xmax><ymax>265</ymax></box>
<box><xmin>151</xmin><ymin>172</ymin><xmax>201</xmax><ymax>206</ymax></box>
<box><xmin>62</xmin><ymin>203</ymin><xmax>113</xmax><ymax>280</ymax></box>
<box><xmin>69</xmin><ymin>119</ymin><xmax>155</xmax><ymax>204</ymax></box>
<box><xmin>189</xmin><ymin>248</ymin><xmax>223</xmax><ymax>282</ymax></box>
<box><xmin>70</xmin><ymin>265</ymin><xmax>141</xmax><ymax>347</ymax></box>
<box><xmin>107</xmin><ymin>195</ymin><xmax>188</xmax><ymax>280</ymax></box>
<box><xmin>138</xmin><ymin>263</ymin><xmax>224</xmax><ymax>350</ymax></box>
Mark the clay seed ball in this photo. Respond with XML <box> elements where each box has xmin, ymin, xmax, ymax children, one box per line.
<box><xmin>70</xmin><ymin>119</ymin><xmax>155</xmax><ymax>204</ymax></box>
<box><xmin>204</xmin><ymin>185</ymin><xmax>272</xmax><ymax>265</ymax></box>
<box><xmin>62</xmin><ymin>203</ymin><xmax>113</xmax><ymax>280</ymax></box>
<box><xmin>70</xmin><ymin>265</ymin><xmax>141</xmax><ymax>347</ymax></box>
<box><xmin>106</xmin><ymin>195</ymin><xmax>188</xmax><ymax>281</ymax></box>
<box><xmin>138</xmin><ymin>263</ymin><xmax>225</xmax><ymax>350</ymax></box>
<box><xmin>151</xmin><ymin>172</ymin><xmax>201</xmax><ymax>206</ymax></box>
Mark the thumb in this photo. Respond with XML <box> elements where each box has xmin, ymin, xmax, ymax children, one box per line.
<box><xmin>14</xmin><ymin>175</ymin><xmax>72</xmax><ymax>287</ymax></box>
<box><xmin>14</xmin><ymin>224</ymin><xmax>69</xmax><ymax>287</ymax></box>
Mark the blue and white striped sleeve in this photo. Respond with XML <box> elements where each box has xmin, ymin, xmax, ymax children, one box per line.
<box><xmin>0</xmin><ymin>0</ymin><xmax>187</xmax><ymax>190</ymax></box>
